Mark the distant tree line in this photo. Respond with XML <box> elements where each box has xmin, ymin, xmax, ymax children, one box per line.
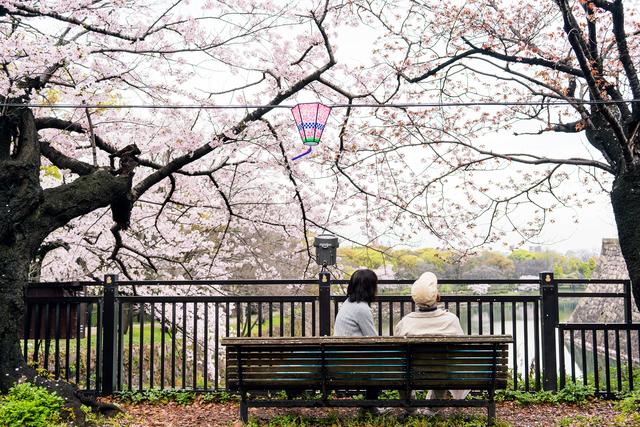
<box><xmin>338</xmin><ymin>247</ymin><xmax>597</xmax><ymax>281</ymax></box>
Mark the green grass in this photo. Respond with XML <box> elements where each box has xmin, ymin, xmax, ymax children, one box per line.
<box><xmin>21</xmin><ymin>323</ymin><xmax>179</xmax><ymax>352</ymax></box>
<box><xmin>229</xmin><ymin>316</ymin><xmax>287</xmax><ymax>337</ymax></box>
<box><xmin>496</xmin><ymin>382</ymin><xmax>595</xmax><ymax>406</ymax></box>
<box><xmin>247</xmin><ymin>412</ymin><xmax>511</xmax><ymax>427</ymax></box>
<box><xmin>123</xmin><ymin>324</ymin><xmax>173</xmax><ymax>345</ymax></box>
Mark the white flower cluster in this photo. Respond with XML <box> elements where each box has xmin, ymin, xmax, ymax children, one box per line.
<box><xmin>467</xmin><ymin>283</ymin><xmax>490</xmax><ymax>295</ymax></box>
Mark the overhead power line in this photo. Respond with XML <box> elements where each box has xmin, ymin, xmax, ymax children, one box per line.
<box><xmin>1</xmin><ymin>99</ymin><xmax>638</xmax><ymax>110</ymax></box>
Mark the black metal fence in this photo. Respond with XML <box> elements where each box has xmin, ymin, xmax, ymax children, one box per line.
<box><xmin>22</xmin><ymin>273</ymin><xmax>637</xmax><ymax>397</ymax></box>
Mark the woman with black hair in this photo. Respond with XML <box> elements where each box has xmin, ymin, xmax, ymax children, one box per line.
<box><xmin>333</xmin><ymin>269</ymin><xmax>383</xmax><ymax>413</ymax></box>
<box><xmin>334</xmin><ymin>268</ymin><xmax>377</xmax><ymax>337</ymax></box>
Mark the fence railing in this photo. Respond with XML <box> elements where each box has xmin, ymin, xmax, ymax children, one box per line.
<box><xmin>21</xmin><ymin>273</ymin><xmax>636</xmax><ymax>397</ymax></box>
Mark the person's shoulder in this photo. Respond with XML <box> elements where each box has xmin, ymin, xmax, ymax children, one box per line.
<box><xmin>350</xmin><ymin>301</ymin><xmax>371</xmax><ymax>311</ymax></box>
<box><xmin>342</xmin><ymin>299</ymin><xmax>367</xmax><ymax>310</ymax></box>
<box><xmin>353</xmin><ymin>301</ymin><xmax>371</xmax><ymax>311</ymax></box>
<box><xmin>441</xmin><ymin>310</ymin><xmax>462</xmax><ymax>322</ymax></box>
<box><xmin>394</xmin><ymin>316</ymin><xmax>409</xmax><ymax>335</ymax></box>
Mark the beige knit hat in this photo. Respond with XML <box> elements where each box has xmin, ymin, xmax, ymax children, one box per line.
<box><xmin>411</xmin><ymin>272</ymin><xmax>439</xmax><ymax>307</ymax></box>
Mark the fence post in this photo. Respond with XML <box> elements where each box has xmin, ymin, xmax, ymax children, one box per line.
<box><xmin>624</xmin><ymin>280</ymin><xmax>632</xmax><ymax>324</ymax></box>
<box><xmin>318</xmin><ymin>270</ymin><xmax>331</xmax><ymax>336</ymax></box>
<box><xmin>540</xmin><ymin>271</ymin><xmax>558</xmax><ymax>391</ymax></box>
<box><xmin>101</xmin><ymin>274</ymin><xmax>119</xmax><ymax>395</ymax></box>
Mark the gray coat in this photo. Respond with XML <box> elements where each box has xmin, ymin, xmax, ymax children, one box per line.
<box><xmin>333</xmin><ymin>299</ymin><xmax>377</xmax><ymax>336</ymax></box>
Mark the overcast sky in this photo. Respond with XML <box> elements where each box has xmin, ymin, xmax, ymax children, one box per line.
<box><xmin>331</xmin><ymin>18</ymin><xmax>619</xmax><ymax>254</ymax></box>
<box><xmin>181</xmin><ymin>1</ymin><xmax>619</xmax><ymax>254</ymax></box>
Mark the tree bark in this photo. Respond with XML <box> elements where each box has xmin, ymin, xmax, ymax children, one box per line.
<box><xmin>611</xmin><ymin>171</ymin><xmax>640</xmax><ymax>312</ymax></box>
<box><xmin>0</xmin><ymin>246</ymin><xmax>99</xmax><ymax>425</ymax></box>
<box><xmin>0</xmin><ymin>244</ymin><xmax>30</xmax><ymax>392</ymax></box>
<box><xmin>0</xmin><ymin>107</ymin><xmax>130</xmax><ymax>423</ymax></box>
<box><xmin>0</xmin><ymin>108</ymin><xmax>41</xmax><ymax>391</ymax></box>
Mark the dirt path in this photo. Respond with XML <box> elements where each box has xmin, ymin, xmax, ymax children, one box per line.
<box><xmin>105</xmin><ymin>399</ymin><xmax>638</xmax><ymax>426</ymax></box>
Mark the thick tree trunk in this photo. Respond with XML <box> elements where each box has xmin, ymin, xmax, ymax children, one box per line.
<box><xmin>0</xmin><ymin>107</ymin><xmax>127</xmax><ymax>423</ymax></box>
<box><xmin>0</xmin><ymin>244</ymin><xmax>30</xmax><ymax>392</ymax></box>
<box><xmin>611</xmin><ymin>171</ymin><xmax>640</xmax><ymax>312</ymax></box>
<box><xmin>0</xmin><ymin>108</ymin><xmax>42</xmax><ymax>391</ymax></box>
<box><xmin>0</xmin><ymin>244</ymin><xmax>99</xmax><ymax>425</ymax></box>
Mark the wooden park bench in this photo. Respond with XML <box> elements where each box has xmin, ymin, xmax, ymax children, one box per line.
<box><xmin>222</xmin><ymin>335</ymin><xmax>511</xmax><ymax>425</ymax></box>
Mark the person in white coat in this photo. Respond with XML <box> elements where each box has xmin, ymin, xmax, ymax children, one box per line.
<box><xmin>394</xmin><ymin>272</ymin><xmax>469</xmax><ymax>414</ymax></box>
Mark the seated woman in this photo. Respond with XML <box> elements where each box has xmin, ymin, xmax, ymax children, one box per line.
<box><xmin>334</xmin><ymin>268</ymin><xmax>377</xmax><ymax>337</ymax></box>
<box><xmin>333</xmin><ymin>269</ymin><xmax>381</xmax><ymax>413</ymax></box>
<box><xmin>394</xmin><ymin>272</ymin><xmax>469</xmax><ymax>413</ymax></box>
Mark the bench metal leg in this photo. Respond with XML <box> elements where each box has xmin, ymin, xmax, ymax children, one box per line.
<box><xmin>487</xmin><ymin>390</ymin><xmax>496</xmax><ymax>426</ymax></box>
<box><xmin>240</xmin><ymin>398</ymin><xmax>249</xmax><ymax>423</ymax></box>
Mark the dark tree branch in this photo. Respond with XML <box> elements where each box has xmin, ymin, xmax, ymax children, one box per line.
<box><xmin>35</xmin><ymin>117</ymin><xmax>117</xmax><ymax>153</ymax></box>
<box><xmin>460</xmin><ymin>38</ymin><xmax>585</xmax><ymax>77</ymax></box>
<box><xmin>109</xmin><ymin>225</ymin><xmax>158</xmax><ymax>274</ymax></box>
<box><xmin>153</xmin><ymin>174</ymin><xmax>176</xmax><ymax>241</ymax></box>
<box><xmin>448</xmin><ymin>139</ymin><xmax>614</xmax><ymax>173</ymax></box>
<box><xmin>15</xmin><ymin>109</ymin><xmax>39</xmax><ymax>165</ymax></box>
<box><xmin>34</xmin><ymin>169</ymin><xmax>130</xmax><ymax>237</ymax></box>
<box><xmin>264</xmin><ymin>119</ymin><xmax>313</xmax><ymax>272</ymax></box>
<box><xmin>35</xmin><ymin>240</ymin><xmax>69</xmax><ymax>260</ymax></box>
<box><xmin>609</xmin><ymin>0</ymin><xmax>640</xmax><ymax>116</ymax></box>
<box><xmin>35</xmin><ymin>117</ymin><xmax>174</xmax><ymax>172</ymax></box>
<box><xmin>10</xmin><ymin>3</ymin><xmax>144</xmax><ymax>42</ymax></box>
<box><xmin>405</xmin><ymin>49</ymin><xmax>484</xmax><ymax>82</ymax></box>
<box><xmin>583</xmin><ymin>2</ymin><xmax>601</xmax><ymax>71</ymax></box>
<box><xmin>556</xmin><ymin>0</ymin><xmax>633</xmax><ymax>169</ymax></box>
<box><xmin>513</xmin><ymin>119</ymin><xmax>587</xmax><ymax>136</ymax></box>
<box><xmin>139</xmin><ymin>0</ymin><xmax>183</xmax><ymax>41</ymax></box>
<box><xmin>84</xmin><ymin>108</ymin><xmax>97</xmax><ymax>166</ymax></box>
<box><xmin>291</xmin><ymin>42</ymin><xmax>320</xmax><ymax>66</ymax></box>
<box><xmin>206</xmin><ymin>173</ymin><xmax>233</xmax><ymax>267</ymax></box>
<box><xmin>40</xmin><ymin>139</ymin><xmax>96</xmax><ymax>176</ymax></box>
<box><xmin>17</xmin><ymin>62</ymin><xmax>65</xmax><ymax>91</ymax></box>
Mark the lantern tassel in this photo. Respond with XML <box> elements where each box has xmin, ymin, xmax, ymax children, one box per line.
<box><xmin>291</xmin><ymin>146</ymin><xmax>312</xmax><ymax>161</ymax></box>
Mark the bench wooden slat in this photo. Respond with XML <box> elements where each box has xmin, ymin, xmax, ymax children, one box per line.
<box><xmin>221</xmin><ymin>335</ymin><xmax>512</xmax><ymax>346</ymax></box>
<box><xmin>227</xmin><ymin>379</ymin><xmax>509</xmax><ymax>387</ymax></box>
<box><xmin>229</xmin><ymin>366</ymin><xmax>323</xmax><ymax>372</ymax></box>
<box><xmin>228</xmin><ymin>358</ymin><xmax>321</xmax><ymax>364</ymax></box>
<box><xmin>229</xmin><ymin>360</ymin><xmax>508</xmax><ymax>368</ymax></box>
<box><xmin>227</xmin><ymin>346</ymin><xmax>507</xmax><ymax>351</ymax></box>
<box><xmin>228</xmin><ymin>348</ymin><xmax>507</xmax><ymax>355</ymax></box>
<box><xmin>228</xmin><ymin>362</ymin><xmax>407</xmax><ymax>369</ymax></box>
<box><xmin>228</xmin><ymin>351</ymin><xmax>507</xmax><ymax>360</ymax></box>
<box><xmin>412</xmin><ymin>347</ymin><xmax>509</xmax><ymax>354</ymax></box>
<box><xmin>413</xmin><ymin>364</ymin><xmax>508</xmax><ymax>371</ymax></box>
<box><xmin>413</xmin><ymin>354</ymin><xmax>508</xmax><ymax>360</ymax></box>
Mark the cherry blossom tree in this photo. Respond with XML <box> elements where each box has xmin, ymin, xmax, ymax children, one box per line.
<box><xmin>0</xmin><ymin>0</ymin><xmax>348</xmax><ymax>416</ymax></box>
<box><xmin>346</xmin><ymin>0</ymin><xmax>640</xmax><ymax>305</ymax></box>
<box><xmin>2</xmin><ymin>0</ymin><xmax>640</xmax><ymax>418</ymax></box>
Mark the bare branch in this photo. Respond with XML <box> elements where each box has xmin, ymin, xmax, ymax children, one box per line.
<box><xmin>131</xmin><ymin>15</ymin><xmax>338</xmax><ymax>201</ymax></box>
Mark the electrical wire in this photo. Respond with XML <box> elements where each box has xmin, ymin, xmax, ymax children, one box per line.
<box><xmin>0</xmin><ymin>98</ymin><xmax>639</xmax><ymax>110</ymax></box>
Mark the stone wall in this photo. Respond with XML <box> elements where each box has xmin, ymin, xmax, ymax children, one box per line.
<box><xmin>568</xmin><ymin>238</ymin><xmax>638</xmax><ymax>324</ymax></box>
<box><xmin>567</xmin><ymin>238</ymin><xmax>639</xmax><ymax>364</ymax></box>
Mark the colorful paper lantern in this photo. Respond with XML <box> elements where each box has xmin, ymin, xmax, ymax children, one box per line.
<box><xmin>290</xmin><ymin>102</ymin><xmax>332</xmax><ymax>160</ymax></box>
